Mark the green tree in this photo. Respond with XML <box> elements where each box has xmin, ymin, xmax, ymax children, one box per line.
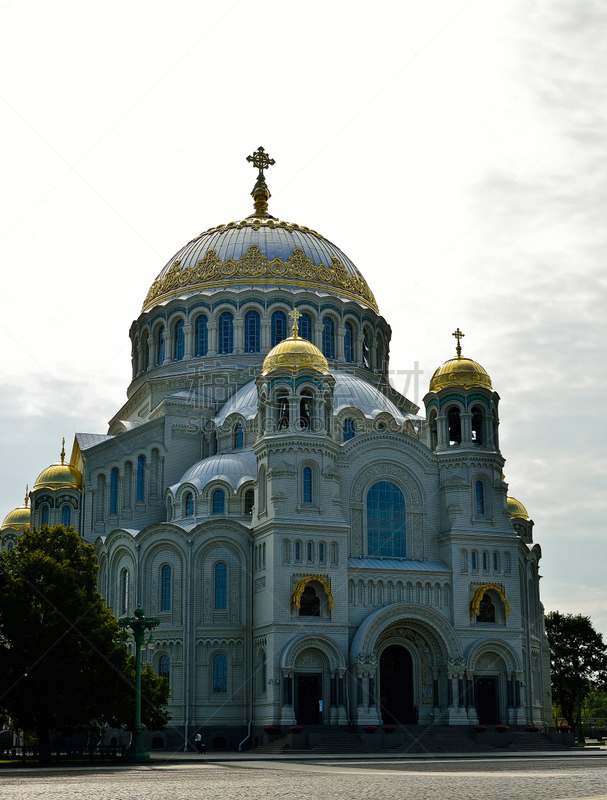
<box><xmin>545</xmin><ymin>611</ymin><xmax>607</xmax><ymax>731</ymax></box>
<box><xmin>0</xmin><ymin>525</ymin><xmax>169</xmax><ymax>757</ymax></box>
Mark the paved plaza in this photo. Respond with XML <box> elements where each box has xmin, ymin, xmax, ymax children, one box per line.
<box><xmin>1</xmin><ymin>753</ymin><xmax>607</xmax><ymax>800</ymax></box>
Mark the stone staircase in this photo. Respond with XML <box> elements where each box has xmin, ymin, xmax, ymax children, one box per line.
<box><xmin>507</xmin><ymin>732</ymin><xmax>573</xmax><ymax>752</ymax></box>
<box><xmin>393</xmin><ymin>725</ymin><xmax>488</xmax><ymax>754</ymax></box>
<box><xmin>311</xmin><ymin>732</ymin><xmax>380</xmax><ymax>754</ymax></box>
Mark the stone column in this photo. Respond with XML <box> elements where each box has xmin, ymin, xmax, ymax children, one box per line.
<box><xmin>163</xmin><ymin>330</ymin><xmax>173</xmax><ymax>366</ymax></box>
<box><xmin>261</xmin><ymin>318</ymin><xmax>271</xmax><ymax>353</ymax></box>
<box><xmin>336</xmin><ymin>325</ymin><xmax>346</xmax><ymax>362</ymax></box>
<box><xmin>207</xmin><ymin>321</ymin><xmax>218</xmax><ymax>356</ymax></box>
<box><xmin>234</xmin><ymin>318</ymin><xmax>244</xmax><ymax>355</ymax></box>
<box><xmin>183</xmin><ymin>323</ymin><xmax>193</xmax><ymax>360</ymax></box>
<box><xmin>436</xmin><ymin>415</ymin><xmax>448</xmax><ymax>451</ymax></box>
<box><xmin>314</xmin><ymin>322</ymin><xmax>324</xmax><ymax>350</ymax></box>
<box><xmin>460</xmin><ymin>412</ymin><xmax>472</xmax><ymax>445</ymax></box>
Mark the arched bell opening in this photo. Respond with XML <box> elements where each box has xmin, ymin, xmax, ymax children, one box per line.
<box><xmin>471</xmin><ymin>405</ymin><xmax>483</xmax><ymax>445</ymax></box>
<box><xmin>447</xmin><ymin>407</ymin><xmax>462</xmax><ymax>445</ymax></box>
<box><xmin>299</xmin><ymin>390</ymin><xmax>313</xmax><ymax>430</ymax></box>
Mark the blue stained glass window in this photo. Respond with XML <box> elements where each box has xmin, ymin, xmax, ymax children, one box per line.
<box><xmin>344</xmin><ymin>322</ymin><xmax>354</xmax><ymax>362</ymax></box>
<box><xmin>476</xmin><ymin>480</ymin><xmax>485</xmax><ymax>515</ymax></box>
<box><xmin>234</xmin><ymin>423</ymin><xmax>244</xmax><ymax>449</ymax></box>
<box><xmin>110</xmin><ymin>468</ymin><xmax>119</xmax><ymax>515</ymax></box>
<box><xmin>61</xmin><ymin>504</ymin><xmax>71</xmax><ymax>526</ymax></box>
<box><xmin>157</xmin><ymin>326</ymin><xmax>165</xmax><ymax>365</ymax></box>
<box><xmin>159</xmin><ymin>654</ymin><xmax>170</xmax><ymax>683</ymax></box>
<box><xmin>218</xmin><ymin>312</ymin><xmax>234</xmax><ymax>354</ymax></box>
<box><xmin>215</xmin><ymin>562</ymin><xmax>227</xmax><ymax>609</ymax></box>
<box><xmin>212</xmin><ymin>489</ymin><xmax>225</xmax><ymax>515</ymax></box>
<box><xmin>195</xmin><ymin>315</ymin><xmax>208</xmax><ymax>356</ymax></box>
<box><xmin>322</xmin><ymin>317</ymin><xmax>335</xmax><ymax>359</ymax></box>
<box><xmin>244</xmin><ymin>310</ymin><xmax>260</xmax><ymax>353</ymax></box>
<box><xmin>42</xmin><ymin>504</ymin><xmax>49</xmax><ymax>525</ymax></box>
<box><xmin>142</xmin><ymin>334</ymin><xmax>149</xmax><ymax>370</ymax></box>
<box><xmin>161</xmin><ymin>564</ymin><xmax>171</xmax><ymax>611</ymax></box>
<box><xmin>174</xmin><ymin>319</ymin><xmax>185</xmax><ymax>360</ymax></box>
<box><xmin>299</xmin><ymin>312</ymin><xmax>312</xmax><ymax>341</ymax></box>
<box><xmin>303</xmin><ymin>467</ymin><xmax>312</xmax><ymax>503</ymax></box>
<box><xmin>137</xmin><ymin>456</ymin><xmax>145</xmax><ymax>502</ymax></box>
<box><xmin>184</xmin><ymin>492</ymin><xmax>194</xmax><ymax>516</ymax></box>
<box><xmin>366</xmin><ymin>481</ymin><xmax>406</xmax><ymax>558</ymax></box>
<box><xmin>343</xmin><ymin>418</ymin><xmax>356</xmax><ymax>442</ymax></box>
<box><xmin>213</xmin><ymin>653</ymin><xmax>227</xmax><ymax>693</ymax></box>
<box><xmin>271</xmin><ymin>311</ymin><xmax>287</xmax><ymax>346</ymax></box>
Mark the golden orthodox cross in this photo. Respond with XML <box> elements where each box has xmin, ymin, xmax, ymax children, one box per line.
<box><xmin>246</xmin><ymin>146</ymin><xmax>275</xmax><ymax>178</ymax></box>
<box><xmin>289</xmin><ymin>307</ymin><xmax>301</xmax><ymax>337</ymax></box>
<box><xmin>452</xmin><ymin>327</ymin><xmax>464</xmax><ymax>358</ymax></box>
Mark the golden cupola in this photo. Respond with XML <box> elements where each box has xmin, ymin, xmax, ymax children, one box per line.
<box><xmin>262</xmin><ymin>309</ymin><xmax>329</xmax><ymax>375</ymax></box>
<box><xmin>33</xmin><ymin>439</ymin><xmax>83</xmax><ymax>492</ymax></box>
<box><xmin>429</xmin><ymin>328</ymin><xmax>493</xmax><ymax>393</ymax></box>
<box><xmin>1</xmin><ymin>487</ymin><xmax>31</xmax><ymax>531</ymax></box>
<box><xmin>507</xmin><ymin>496</ymin><xmax>530</xmax><ymax>521</ymax></box>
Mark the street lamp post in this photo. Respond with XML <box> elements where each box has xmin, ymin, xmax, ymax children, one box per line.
<box><xmin>119</xmin><ymin>606</ymin><xmax>160</xmax><ymax>761</ymax></box>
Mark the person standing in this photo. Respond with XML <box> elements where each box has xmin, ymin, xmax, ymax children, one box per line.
<box><xmin>194</xmin><ymin>733</ymin><xmax>205</xmax><ymax>754</ymax></box>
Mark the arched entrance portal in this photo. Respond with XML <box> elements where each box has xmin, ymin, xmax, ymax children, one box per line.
<box><xmin>379</xmin><ymin>645</ymin><xmax>416</xmax><ymax>725</ymax></box>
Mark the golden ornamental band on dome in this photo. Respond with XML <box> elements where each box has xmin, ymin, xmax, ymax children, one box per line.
<box><xmin>262</xmin><ymin>308</ymin><xmax>329</xmax><ymax>375</ymax></box>
<box><xmin>33</xmin><ymin>439</ymin><xmax>83</xmax><ymax>491</ymax></box>
<box><xmin>1</xmin><ymin>486</ymin><xmax>31</xmax><ymax>531</ymax></box>
<box><xmin>429</xmin><ymin>327</ymin><xmax>493</xmax><ymax>393</ymax></box>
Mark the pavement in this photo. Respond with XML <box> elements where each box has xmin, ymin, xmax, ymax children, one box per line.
<box><xmin>1</xmin><ymin>749</ymin><xmax>607</xmax><ymax>800</ymax></box>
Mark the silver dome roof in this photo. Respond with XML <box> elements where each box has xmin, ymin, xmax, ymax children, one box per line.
<box><xmin>171</xmin><ymin>448</ymin><xmax>257</xmax><ymax>494</ymax></box>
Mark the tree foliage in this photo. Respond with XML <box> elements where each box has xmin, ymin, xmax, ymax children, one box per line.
<box><xmin>545</xmin><ymin>611</ymin><xmax>607</xmax><ymax>729</ymax></box>
<box><xmin>0</xmin><ymin>525</ymin><xmax>170</xmax><ymax>748</ymax></box>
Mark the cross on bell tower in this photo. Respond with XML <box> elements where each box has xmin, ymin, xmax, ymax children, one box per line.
<box><xmin>246</xmin><ymin>146</ymin><xmax>276</xmax><ymax>219</ymax></box>
<box><xmin>452</xmin><ymin>327</ymin><xmax>465</xmax><ymax>358</ymax></box>
<box><xmin>289</xmin><ymin>307</ymin><xmax>301</xmax><ymax>338</ymax></box>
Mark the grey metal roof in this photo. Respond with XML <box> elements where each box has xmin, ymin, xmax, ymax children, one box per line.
<box><xmin>348</xmin><ymin>557</ymin><xmax>451</xmax><ymax>572</ymax></box>
<box><xmin>154</xmin><ymin>223</ymin><xmax>360</xmax><ymax>283</ymax></box>
<box><xmin>214</xmin><ymin>381</ymin><xmax>259</xmax><ymax>427</ymax></box>
<box><xmin>76</xmin><ymin>433</ymin><xmax>114</xmax><ymax>450</ymax></box>
<box><xmin>172</xmin><ymin>448</ymin><xmax>257</xmax><ymax>494</ymax></box>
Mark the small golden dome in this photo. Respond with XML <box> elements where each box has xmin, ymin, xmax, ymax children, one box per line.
<box><xmin>2</xmin><ymin>488</ymin><xmax>31</xmax><ymax>531</ymax></box>
<box><xmin>263</xmin><ymin>311</ymin><xmax>329</xmax><ymax>375</ymax></box>
<box><xmin>33</xmin><ymin>439</ymin><xmax>83</xmax><ymax>491</ymax></box>
<box><xmin>507</xmin><ymin>496</ymin><xmax>530</xmax><ymax>521</ymax></box>
<box><xmin>262</xmin><ymin>334</ymin><xmax>329</xmax><ymax>375</ymax></box>
<box><xmin>429</xmin><ymin>328</ymin><xmax>492</xmax><ymax>393</ymax></box>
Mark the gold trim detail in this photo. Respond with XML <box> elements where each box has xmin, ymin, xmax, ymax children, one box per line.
<box><xmin>470</xmin><ymin>583</ymin><xmax>510</xmax><ymax>620</ymax></box>
<box><xmin>143</xmin><ymin>244</ymin><xmax>378</xmax><ymax>312</ymax></box>
<box><xmin>291</xmin><ymin>574</ymin><xmax>334</xmax><ymax>612</ymax></box>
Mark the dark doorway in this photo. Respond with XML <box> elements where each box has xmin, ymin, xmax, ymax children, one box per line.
<box><xmin>476</xmin><ymin>677</ymin><xmax>499</xmax><ymax>724</ymax></box>
<box><xmin>380</xmin><ymin>645</ymin><xmax>416</xmax><ymax>725</ymax></box>
<box><xmin>296</xmin><ymin>674</ymin><xmax>322</xmax><ymax>724</ymax></box>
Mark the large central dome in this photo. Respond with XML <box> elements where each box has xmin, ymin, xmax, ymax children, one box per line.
<box><xmin>142</xmin><ymin>217</ymin><xmax>378</xmax><ymax>313</ymax></box>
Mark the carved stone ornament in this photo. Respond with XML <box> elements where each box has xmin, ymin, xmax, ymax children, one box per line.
<box><xmin>351</xmin><ymin>462</ymin><xmax>423</xmax><ymax>507</ymax></box>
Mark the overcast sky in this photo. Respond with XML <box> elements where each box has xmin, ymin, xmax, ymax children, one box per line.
<box><xmin>1</xmin><ymin>1</ymin><xmax>605</xmax><ymax>635</ymax></box>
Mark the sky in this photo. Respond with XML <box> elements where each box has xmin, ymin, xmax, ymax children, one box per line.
<box><xmin>0</xmin><ymin>1</ymin><xmax>606</xmax><ymax>635</ymax></box>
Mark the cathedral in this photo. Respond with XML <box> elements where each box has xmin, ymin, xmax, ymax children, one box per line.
<box><xmin>2</xmin><ymin>148</ymin><xmax>552</xmax><ymax>749</ymax></box>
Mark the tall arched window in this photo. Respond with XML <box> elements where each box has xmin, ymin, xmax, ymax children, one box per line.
<box><xmin>471</xmin><ymin>551</ymin><xmax>478</xmax><ymax>571</ymax></box>
<box><xmin>366</xmin><ymin>481</ymin><xmax>406</xmax><ymax>557</ymax></box>
<box><xmin>137</xmin><ymin>456</ymin><xmax>145</xmax><ymax>503</ymax></box>
<box><xmin>260</xmin><ymin>650</ymin><xmax>267</xmax><ymax>694</ymax></box>
<box><xmin>184</xmin><ymin>491</ymin><xmax>194</xmax><ymax>516</ymax></box>
<box><xmin>295</xmin><ymin>541</ymin><xmax>301</xmax><ymax>561</ymax></box>
<box><xmin>141</xmin><ymin>332</ymin><xmax>149</xmax><ymax>371</ymax></box>
<box><xmin>244</xmin><ymin>489</ymin><xmax>254</xmax><ymax>515</ymax></box>
<box><xmin>61</xmin><ymin>504</ymin><xmax>71</xmax><ymax>526</ymax></box>
<box><xmin>212</xmin><ymin>489</ymin><xmax>225</xmax><ymax>515</ymax></box>
<box><xmin>447</xmin><ymin>407</ymin><xmax>462</xmax><ymax>444</ymax></box>
<box><xmin>271</xmin><ymin>310</ymin><xmax>288</xmax><ymax>346</ymax></box>
<box><xmin>344</xmin><ymin>322</ymin><xmax>354</xmax><ymax>362</ymax></box>
<box><xmin>174</xmin><ymin>319</ymin><xmax>185</xmax><ymax>361</ymax></box>
<box><xmin>319</xmin><ymin>542</ymin><xmax>325</xmax><ymax>562</ymax></box>
<box><xmin>215</xmin><ymin>562</ymin><xmax>227</xmax><ymax>609</ymax></box>
<box><xmin>195</xmin><ymin>315</ymin><xmax>208</xmax><ymax>357</ymax></box>
<box><xmin>244</xmin><ymin>310</ymin><xmax>260</xmax><ymax>353</ymax></box>
<box><xmin>258</xmin><ymin>466</ymin><xmax>266</xmax><ymax>513</ymax></box>
<box><xmin>322</xmin><ymin>316</ymin><xmax>335</xmax><ymax>358</ymax></box>
<box><xmin>299</xmin><ymin>312</ymin><xmax>312</xmax><ymax>341</ymax></box>
<box><xmin>234</xmin><ymin>423</ymin><xmax>244</xmax><ymax>449</ymax></box>
<box><xmin>213</xmin><ymin>654</ymin><xmax>227</xmax><ymax>693</ymax></box>
<box><xmin>362</xmin><ymin>329</ymin><xmax>371</xmax><ymax>368</ymax></box>
<box><xmin>429</xmin><ymin>410</ymin><xmax>438</xmax><ymax>450</ymax></box>
<box><xmin>158</xmin><ymin>654</ymin><xmax>170</xmax><ymax>683</ymax></box>
<box><xmin>41</xmin><ymin>504</ymin><xmax>50</xmax><ymax>526</ymax></box>
<box><xmin>110</xmin><ymin>468</ymin><xmax>119</xmax><ymax>515</ymax></box>
<box><xmin>120</xmin><ymin>567</ymin><xmax>129</xmax><ymax>615</ymax></box>
<box><xmin>343</xmin><ymin>418</ymin><xmax>356</xmax><ymax>442</ymax></box>
<box><xmin>471</xmin><ymin>406</ymin><xmax>483</xmax><ymax>444</ymax></box>
<box><xmin>156</xmin><ymin>326</ymin><xmax>165</xmax><ymax>365</ymax></box>
<box><xmin>475</xmin><ymin>480</ymin><xmax>485</xmax><ymax>516</ymax></box>
<box><xmin>161</xmin><ymin>564</ymin><xmax>171</xmax><ymax>612</ymax></box>
<box><xmin>218</xmin><ymin>312</ymin><xmax>234</xmax><ymax>354</ymax></box>
<box><xmin>302</xmin><ymin>466</ymin><xmax>312</xmax><ymax>504</ymax></box>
